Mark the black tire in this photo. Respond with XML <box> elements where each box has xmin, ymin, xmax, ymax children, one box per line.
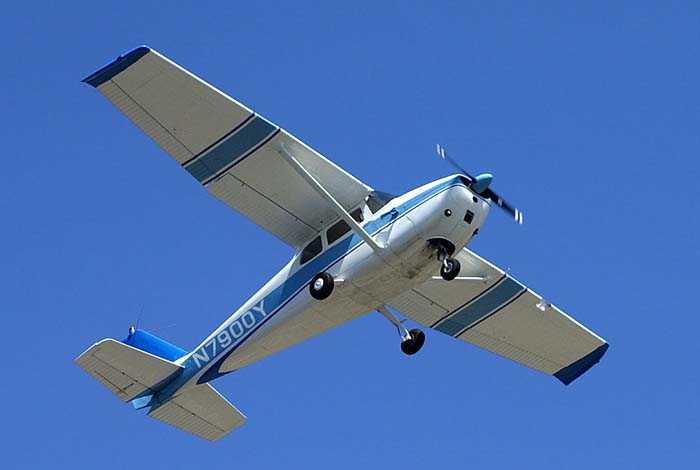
<box><xmin>440</xmin><ymin>258</ymin><xmax>461</xmax><ymax>281</ymax></box>
<box><xmin>401</xmin><ymin>329</ymin><xmax>426</xmax><ymax>355</ymax></box>
<box><xmin>310</xmin><ymin>272</ymin><xmax>334</xmax><ymax>300</ymax></box>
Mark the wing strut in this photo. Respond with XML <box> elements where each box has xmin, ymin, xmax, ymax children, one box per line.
<box><xmin>277</xmin><ymin>144</ymin><xmax>383</xmax><ymax>253</ymax></box>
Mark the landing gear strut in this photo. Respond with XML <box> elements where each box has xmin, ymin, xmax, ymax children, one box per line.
<box><xmin>437</xmin><ymin>245</ymin><xmax>461</xmax><ymax>281</ymax></box>
<box><xmin>310</xmin><ymin>272</ymin><xmax>334</xmax><ymax>300</ymax></box>
<box><xmin>377</xmin><ymin>305</ymin><xmax>425</xmax><ymax>355</ymax></box>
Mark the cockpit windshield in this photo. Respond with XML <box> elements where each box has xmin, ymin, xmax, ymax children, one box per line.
<box><xmin>366</xmin><ymin>191</ymin><xmax>396</xmax><ymax>214</ymax></box>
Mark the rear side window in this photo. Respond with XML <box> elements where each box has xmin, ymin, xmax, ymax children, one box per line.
<box><xmin>366</xmin><ymin>191</ymin><xmax>396</xmax><ymax>214</ymax></box>
<box><xmin>350</xmin><ymin>208</ymin><xmax>364</xmax><ymax>223</ymax></box>
<box><xmin>300</xmin><ymin>236</ymin><xmax>322</xmax><ymax>264</ymax></box>
<box><xmin>327</xmin><ymin>219</ymin><xmax>351</xmax><ymax>245</ymax></box>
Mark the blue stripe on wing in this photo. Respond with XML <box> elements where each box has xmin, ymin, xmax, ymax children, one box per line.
<box><xmin>434</xmin><ymin>276</ymin><xmax>526</xmax><ymax>337</ymax></box>
<box><xmin>184</xmin><ymin>115</ymin><xmax>278</xmax><ymax>184</ymax></box>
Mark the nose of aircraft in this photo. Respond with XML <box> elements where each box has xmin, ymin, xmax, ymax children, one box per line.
<box><xmin>446</xmin><ymin>184</ymin><xmax>490</xmax><ymax>242</ymax></box>
<box><xmin>471</xmin><ymin>173</ymin><xmax>493</xmax><ymax>193</ymax></box>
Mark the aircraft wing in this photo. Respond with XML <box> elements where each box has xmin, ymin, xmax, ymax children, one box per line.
<box><xmin>83</xmin><ymin>46</ymin><xmax>372</xmax><ymax>248</ymax></box>
<box><xmin>388</xmin><ymin>249</ymin><xmax>608</xmax><ymax>385</ymax></box>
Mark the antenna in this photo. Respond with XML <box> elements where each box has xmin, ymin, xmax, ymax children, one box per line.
<box><xmin>136</xmin><ymin>305</ymin><xmax>144</xmax><ymax>330</ymax></box>
<box><xmin>129</xmin><ymin>305</ymin><xmax>144</xmax><ymax>337</ymax></box>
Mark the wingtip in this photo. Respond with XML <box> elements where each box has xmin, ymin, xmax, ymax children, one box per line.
<box><xmin>82</xmin><ymin>45</ymin><xmax>151</xmax><ymax>87</ymax></box>
<box><xmin>554</xmin><ymin>343</ymin><xmax>609</xmax><ymax>385</ymax></box>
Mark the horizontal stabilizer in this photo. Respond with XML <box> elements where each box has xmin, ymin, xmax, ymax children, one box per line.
<box><xmin>148</xmin><ymin>384</ymin><xmax>246</xmax><ymax>441</ymax></box>
<box><xmin>75</xmin><ymin>339</ymin><xmax>182</xmax><ymax>401</ymax></box>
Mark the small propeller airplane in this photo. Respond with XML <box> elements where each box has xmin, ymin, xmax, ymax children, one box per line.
<box><xmin>76</xmin><ymin>46</ymin><xmax>609</xmax><ymax>441</ymax></box>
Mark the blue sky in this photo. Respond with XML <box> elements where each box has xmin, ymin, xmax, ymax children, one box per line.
<box><xmin>2</xmin><ymin>1</ymin><xmax>698</xmax><ymax>468</ymax></box>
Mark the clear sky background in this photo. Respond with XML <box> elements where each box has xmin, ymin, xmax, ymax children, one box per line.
<box><xmin>2</xmin><ymin>1</ymin><xmax>698</xmax><ymax>468</ymax></box>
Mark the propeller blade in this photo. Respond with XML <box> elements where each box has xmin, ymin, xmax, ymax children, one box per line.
<box><xmin>482</xmin><ymin>188</ymin><xmax>524</xmax><ymax>225</ymax></box>
<box><xmin>435</xmin><ymin>144</ymin><xmax>523</xmax><ymax>225</ymax></box>
<box><xmin>436</xmin><ymin>144</ymin><xmax>474</xmax><ymax>182</ymax></box>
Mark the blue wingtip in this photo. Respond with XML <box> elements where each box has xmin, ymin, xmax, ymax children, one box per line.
<box><xmin>82</xmin><ymin>45</ymin><xmax>151</xmax><ymax>87</ymax></box>
<box><xmin>554</xmin><ymin>343</ymin><xmax>609</xmax><ymax>385</ymax></box>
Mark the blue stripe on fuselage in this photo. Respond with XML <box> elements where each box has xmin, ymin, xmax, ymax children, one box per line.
<box><xmin>434</xmin><ymin>276</ymin><xmax>526</xmax><ymax>337</ymax></box>
<box><xmin>160</xmin><ymin>176</ymin><xmax>466</xmax><ymax>393</ymax></box>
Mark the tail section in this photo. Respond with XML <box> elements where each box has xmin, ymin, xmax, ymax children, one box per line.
<box><xmin>76</xmin><ymin>329</ymin><xmax>246</xmax><ymax>441</ymax></box>
<box><xmin>122</xmin><ymin>327</ymin><xmax>188</xmax><ymax>362</ymax></box>
<box><xmin>148</xmin><ymin>383</ymin><xmax>246</xmax><ymax>441</ymax></box>
<box><xmin>75</xmin><ymin>336</ymin><xmax>183</xmax><ymax>402</ymax></box>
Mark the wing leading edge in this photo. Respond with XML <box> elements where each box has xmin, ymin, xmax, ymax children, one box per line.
<box><xmin>83</xmin><ymin>46</ymin><xmax>372</xmax><ymax>248</ymax></box>
<box><xmin>388</xmin><ymin>249</ymin><xmax>608</xmax><ymax>385</ymax></box>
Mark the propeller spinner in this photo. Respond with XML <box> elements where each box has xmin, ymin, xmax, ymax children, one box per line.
<box><xmin>436</xmin><ymin>144</ymin><xmax>524</xmax><ymax>225</ymax></box>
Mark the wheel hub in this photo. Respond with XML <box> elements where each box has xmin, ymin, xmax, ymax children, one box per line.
<box><xmin>309</xmin><ymin>272</ymin><xmax>335</xmax><ymax>300</ymax></box>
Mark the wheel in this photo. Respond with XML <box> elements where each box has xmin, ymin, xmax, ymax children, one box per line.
<box><xmin>440</xmin><ymin>258</ymin><xmax>461</xmax><ymax>281</ymax></box>
<box><xmin>400</xmin><ymin>329</ymin><xmax>426</xmax><ymax>355</ymax></box>
<box><xmin>309</xmin><ymin>272</ymin><xmax>334</xmax><ymax>300</ymax></box>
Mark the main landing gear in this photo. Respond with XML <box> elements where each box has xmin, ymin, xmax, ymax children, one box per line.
<box><xmin>310</xmin><ymin>272</ymin><xmax>334</xmax><ymax>300</ymax></box>
<box><xmin>378</xmin><ymin>305</ymin><xmax>425</xmax><ymax>355</ymax></box>
<box><xmin>401</xmin><ymin>329</ymin><xmax>426</xmax><ymax>355</ymax></box>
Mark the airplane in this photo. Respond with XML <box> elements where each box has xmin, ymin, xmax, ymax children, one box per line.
<box><xmin>76</xmin><ymin>46</ymin><xmax>609</xmax><ymax>441</ymax></box>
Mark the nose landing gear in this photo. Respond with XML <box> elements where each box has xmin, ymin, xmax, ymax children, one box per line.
<box><xmin>435</xmin><ymin>243</ymin><xmax>461</xmax><ymax>281</ymax></box>
<box><xmin>378</xmin><ymin>305</ymin><xmax>425</xmax><ymax>355</ymax></box>
<box><xmin>440</xmin><ymin>257</ymin><xmax>461</xmax><ymax>281</ymax></box>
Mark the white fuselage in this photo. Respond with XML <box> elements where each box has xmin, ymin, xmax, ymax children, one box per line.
<box><xmin>171</xmin><ymin>175</ymin><xmax>490</xmax><ymax>390</ymax></box>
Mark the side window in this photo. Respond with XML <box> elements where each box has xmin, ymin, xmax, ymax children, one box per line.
<box><xmin>350</xmin><ymin>208</ymin><xmax>364</xmax><ymax>223</ymax></box>
<box><xmin>300</xmin><ymin>236</ymin><xmax>322</xmax><ymax>264</ymax></box>
<box><xmin>366</xmin><ymin>191</ymin><xmax>396</xmax><ymax>214</ymax></box>
<box><xmin>326</xmin><ymin>219</ymin><xmax>351</xmax><ymax>245</ymax></box>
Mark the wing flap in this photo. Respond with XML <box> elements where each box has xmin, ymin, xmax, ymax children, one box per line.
<box><xmin>148</xmin><ymin>384</ymin><xmax>246</xmax><ymax>441</ymax></box>
<box><xmin>208</xmin><ymin>173</ymin><xmax>319</xmax><ymax>246</ymax></box>
<box><xmin>75</xmin><ymin>339</ymin><xmax>182</xmax><ymax>401</ymax></box>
